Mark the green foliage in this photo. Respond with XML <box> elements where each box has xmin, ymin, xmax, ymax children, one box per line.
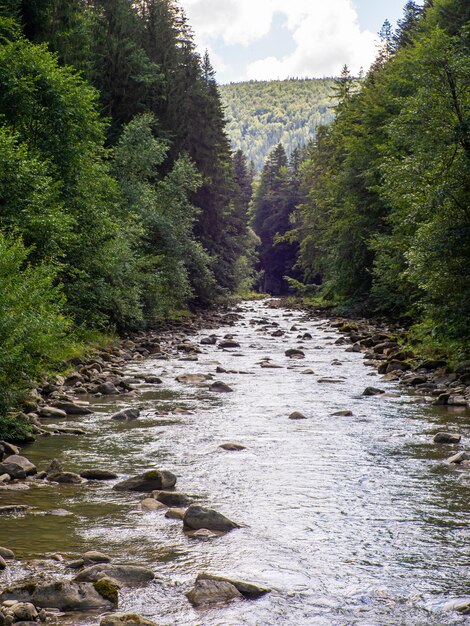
<box><xmin>0</xmin><ymin>234</ymin><xmax>71</xmax><ymax>429</ymax></box>
<box><xmin>296</xmin><ymin>0</ymin><xmax>470</xmax><ymax>355</ymax></box>
<box><xmin>219</xmin><ymin>78</ymin><xmax>337</xmax><ymax>171</ymax></box>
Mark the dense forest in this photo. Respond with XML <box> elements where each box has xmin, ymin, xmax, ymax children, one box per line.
<box><xmin>0</xmin><ymin>0</ymin><xmax>255</xmax><ymax>438</ymax></box>
<box><xmin>219</xmin><ymin>79</ymin><xmax>336</xmax><ymax>170</ymax></box>
<box><xmin>252</xmin><ymin>0</ymin><xmax>469</xmax><ymax>361</ymax></box>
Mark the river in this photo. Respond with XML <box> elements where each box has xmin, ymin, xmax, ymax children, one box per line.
<box><xmin>1</xmin><ymin>299</ymin><xmax>469</xmax><ymax>625</ymax></box>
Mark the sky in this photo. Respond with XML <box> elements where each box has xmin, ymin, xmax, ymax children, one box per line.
<box><xmin>178</xmin><ymin>0</ymin><xmax>418</xmax><ymax>84</ymax></box>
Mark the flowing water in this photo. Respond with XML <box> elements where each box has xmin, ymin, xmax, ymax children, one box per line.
<box><xmin>1</xmin><ymin>300</ymin><xmax>470</xmax><ymax>625</ymax></box>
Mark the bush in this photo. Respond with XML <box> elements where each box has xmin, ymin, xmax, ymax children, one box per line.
<box><xmin>0</xmin><ymin>234</ymin><xmax>72</xmax><ymax>437</ymax></box>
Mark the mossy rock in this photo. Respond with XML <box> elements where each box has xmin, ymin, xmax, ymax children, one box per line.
<box><xmin>94</xmin><ymin>578</ymin><xmax>119</xmax><ymax>605</ymax></box>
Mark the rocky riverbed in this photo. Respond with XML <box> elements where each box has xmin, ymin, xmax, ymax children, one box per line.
<box><xmin>1</xmin><ymin>299</ymin><xmax>470</xmax><ymax>625</ymax></box>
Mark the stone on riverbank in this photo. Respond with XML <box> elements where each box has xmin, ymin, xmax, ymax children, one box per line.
<box><xmin>183</xmin><ymin>505</ymin><xmax>239</xmax><ymax>533</ymax></box>
<box><xmin>0</xmin><ymin>455</ymin><xmax>37</xmax><ymax>478</ymax></box>
<box><xmin>51</xmin><ymin>401</ymin><xmax>92</xmax><ymax>415</ymax></box>
<box><xmin>0</xmin><ymin>547</ymin><xmax>15</xmax><ymax>559</ymax></box>
<box><xmin>100</xmin><ymin>613</ymin><xmax>159</xmax><ymax>625</ymax></box>
<box><xmin>176</xmin><ymin>374</ymin><xmax>212</xmax><ymax>384</ymax></box>
<box><xmin>0</xmin><ymin>580</ymin><xmax>116</xmax><ymax>611</ymax></box>
<box><xmin>75</xmin><ymin>564</ymin><xmax>155</xmax><ymax>585</ymax></box>
<box><xmin>113</xmin><ymin>470</ymin><xmax>176</xmax><ymax>492</ymax></box>
<box><xmin>433</xmin><ymin>432</ymin><xmax>461</xmax><ymax>444</ymax></box>
<box><xmin>1</xmin><ymin>602</ymin><xmax>38</xmax><ymax>622</ymax></box>
<box><xmin>37</xmin><ymin>406</ymin><xmax>68</xmax><ymax>418</ymax></box>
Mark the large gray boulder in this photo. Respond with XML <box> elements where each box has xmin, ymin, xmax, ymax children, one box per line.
<box><xmin>196</xmin><ymin>573</ymin><xmax>270</xmax><ymax>599</ymax></box>
<box><xmin>111</xmin><ymin>409</ymin><xmax>140</xmax><ymax>421</ymax></box>
<box><xmin>75</xmin><ymin>563</ymin><xmax>155</xmax><ymax>585</ymax></box>
<box><xmin>186</xmin><ymin>578</ymin><xmax>242</xmax><ymax>607</ymax></box>
<box><xmin>433</xmin><ymin>432</ymin><xmax>461</xmax><ymax>444</ymax></box>
<box><xmin>183</xmin><ymin>505</ymin><xmax>239</xmax><ymax>533</ymax></box>
<box><xmin>113</xmin><ymin>470</ymin><xmax>176</xmax><ymax>492</ymax></box>
<box><xmin>0</xmin><ymin>580</ymin><xmax>116</xmax><ymax>611</ymax></box>
<box><xmin>0</xmin><ymin>455</ymin><xmax>36</xmax><ymax>478</ymax></box>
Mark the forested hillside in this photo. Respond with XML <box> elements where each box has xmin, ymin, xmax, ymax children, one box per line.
<box><xmin>253</xmin><ymin>0</ymin><xmax>470</xmax><ymax>360</ymax></box>
<box><xmin>0</xmin><ymin>0</ymin><xmax>255</xmax><ymax>438</ymax></box>
<box><xmin>219</xmin><ymin>79</ymin><xmax>336</xmax><ymax>170</ymax></box>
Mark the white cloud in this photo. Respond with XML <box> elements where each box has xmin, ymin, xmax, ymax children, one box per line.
<box><xmin>179</xmin><ymin>0</ymin><xmax>379</xmax><ymax>80</ymax></box>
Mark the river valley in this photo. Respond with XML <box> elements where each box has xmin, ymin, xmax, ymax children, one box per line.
<box><xmin>1</xmin><ymin>300</ymin><xmax>470</xmax><ymax>625</ymax></box>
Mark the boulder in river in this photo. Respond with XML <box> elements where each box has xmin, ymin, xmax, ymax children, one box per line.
<box><xmin>141</xmin><ymin>498</ymin><xmax>165</xmax><ymax>512</ymax></box>
<box><xmin>153</xmin><ymin>491</ymin><xmax>193</xmax><ymax>507</ymax></box>
<box><xmin>186</xmin><ymin>572</ymin><xmax>270</xmax><ymax>607</ymax></box>
<box><xmin>210</xmin><ymin>381</ymin><xmax>233</xmax><ymax>393</ymax></box>
<box><xmin>218</xmin><ymin>340</ymin><xmax>241</xmax><ymax>349</ymax></box>
<box><xmin>447</xmin><ymin>451</ymin><xmax>470</xmax><ymax>464</ymax></box>
<box><xmin>186</xmin><ymin>577</ymin><xmax>243</xmax><ymax>607</ymax></box>
<box><xmin>183</xmin><ymin>504</ymin><xmax>239</xmax><ymax>533</ymax></box>
<box><xmin>75</xmin><ymin>563</ymin><xmax>155</xmax><ymax>585</ymax></box>
<box><xmin>176</xmin><ymin>373</ymin><xmax>212</xmax><ymax>384</ymax></box>
<box><xmin>0</xmin><ymin>580</ymin><xmax>116</xmax><ymax>611</ymax></box>
<box><xmin>219</xmin><ymin>443</ymin><xmax>246</xmax><ymax>451</ymax></box>
<box><xmin>331</xmin><ymin>410</ymin><xmax>353</xmax><ymax>416</ymax></box>
<box><xmin>200</xmin><ymin>336</ymin><xmax>217</xmax><ymax>345</ymax></box>
<box><xmin>0</xmin><ymin>556</ymin><xmax>6</xmax><ymax>570</ymax></box>
<box><xmin>362</xmin><ymin>387</ymin><xmax>385</xmax><ymax>396</ymax></box>
<box><xmin>289</xmin><ymin>411</ymin><xmax>306</xmax><ymax>420</ymax></box>
<box><xmin>100</xmin><ymin>614</ymin><xmax>159</xmax><ymax>626</ymax></box>
<box><xmin>80</xmin><ymin>469</ymin><xmax>118</xmax><ymax>480</ymax></box>
<box><xmin>111</xmin><ymin>409</ymin><xmax>140</xmax><ymax>421</ymax></box>
<box><xmin>113</xmin><ymin>469</ymin><xmax>176</xmax><ymax>492</ymax></box>
<box><xmin>285</xmin><ymin>348</ymin><xmax>305</xmax><ymax>359</ymax></box>
<box><xmin>97</xmin><ymin>382</ymin><xmax>120</xmax><ymax>395</ymax></box>
<box><xmin>196</xmin><ymin>573</ymin><xmax>270</xmax><ymax>599</ymax></box>
<box><xmin>47</xmin><ymin>471</ymin><xmax>85</xmax><ymax>484</ymax></box>
<box><xmin>433</xmin><ymin>432</ymin><xmax>461</xmax><ymax>444</ymax></box>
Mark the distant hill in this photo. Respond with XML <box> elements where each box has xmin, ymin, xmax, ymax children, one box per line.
<box><xmin>218</xmin><ymin>78</ymin><xmax>337</xmax><ymax>170</ymax></box>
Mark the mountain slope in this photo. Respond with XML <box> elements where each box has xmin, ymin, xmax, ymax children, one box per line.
<box><xmin>218</xmin><ymin>78</ymin><xmax>336</xmax><ymax>169</ymax></box>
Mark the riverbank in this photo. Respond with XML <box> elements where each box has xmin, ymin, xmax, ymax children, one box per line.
<box><xmin>1</xmin><ymin>299</ymin><xmax>470</xmax><ymax>624</ymax></box>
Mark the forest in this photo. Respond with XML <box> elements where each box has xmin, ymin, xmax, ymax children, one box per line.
<box><xmin>219</xmin><ymin>78</ymin><xmax>336</xmax><ymax>170</ymax></box>
<box><xmin>251</xmin><ymin>0</ymin><xmax>470</xmax><ymax>363</ymax></box>
<box><xmin>0</xmin><ymin>0</ymin><xmax>255</xmax><ymax>438</ymax></box>
<box><xmin>0</xmin><ymin>0</ymin><xmax>469</xmax><ymax>441</ymax></box>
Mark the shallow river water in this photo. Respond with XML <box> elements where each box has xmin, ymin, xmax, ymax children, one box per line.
<box><xmin>1</xmin><ymin>300</ymin><xmax>470</xmax><ymax>625</ymax></box>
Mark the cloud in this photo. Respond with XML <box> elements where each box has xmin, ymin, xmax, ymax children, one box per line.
<box><xmin>181</xmin><ymin>0</ymin><xmax>274</xmax><ymax>46</ymax></box>
<box><xmin>179</xmin><ymin>0</ymin><xmax>379</xmax><ymax>80</ymax></box>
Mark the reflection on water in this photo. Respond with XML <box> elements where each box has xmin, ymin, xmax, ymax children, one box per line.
<box><xmin>1</xmin><ymin>300</ymin><xmax>470</xmax><ymax>625</ymax></box>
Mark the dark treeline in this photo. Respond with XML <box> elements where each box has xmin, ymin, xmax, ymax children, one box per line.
<box><xmin>0</xmin><ymin>0</ymin><xmax>256</xmax><ymax>436</ymax></box>
<box><xmin>252</xmin><ymin>0</ymin><xmax>469</xmax><ymax>359</ymax></box>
